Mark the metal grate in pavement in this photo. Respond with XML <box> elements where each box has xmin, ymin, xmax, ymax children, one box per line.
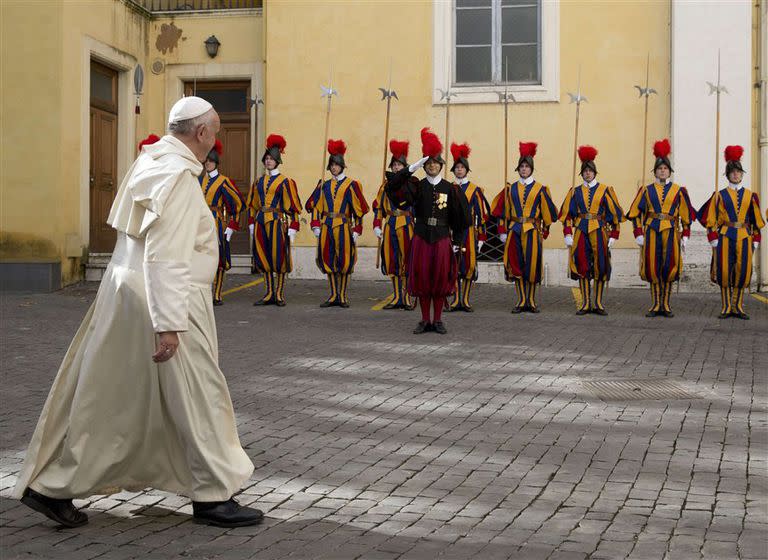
<box><xmin>581</xmin><ymin>379</ymin><xmax>701</xmax><ymax>401</ymax></box>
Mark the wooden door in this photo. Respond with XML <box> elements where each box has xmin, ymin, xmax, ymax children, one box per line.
<box><xmin>184</xmin><ymin>81</ymin><xmax>252</xmax><ymax>254</ymax></box>
<box><xmin>89</xmin><ymin>61</ymin><xmax>119</xmax><ymax>253</ymax></box>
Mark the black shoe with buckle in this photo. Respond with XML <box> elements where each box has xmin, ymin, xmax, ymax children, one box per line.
<box><xmin>21</xmin><ymin>488</ymin><xmax>89</xmax><ymax>528</ymax></box>
<box><xmin>592</xmin><ymin>308</ymin><xmax>608</xmax><ymax>316</ymax></box>
<box><xmin>413</xmin><ymin>321</ymin><xmax>431</xmax><ymax>334</ymax></box>
<box><xmin>433</xmin><ymin>321</ymin><xmax>447</xmax><ymax>335</ymax></box>
<box><xmin>383</xmin><ymin>301</ymin><xmax>398</xmax><ymax>310</ymax></box>
<box><xmin>646</xmin><ymin>310</ymin><xmax>658</xmax><ymax>317</ymax></box>
<box><xmin>660</xmin><ymin>310</ymin><xmax>674</xmax><ymax>318</ymax></box>
<box><xmin>576</xmin><ymin>308</ymin><xmax>590</xmax><ymax>316</ymax></box>
<box><xmin>253</xmin><ymin>297</ymin><xmax>273</xmax><ymax>306</ymax></box>
<box><xmin>511</xmin><ymin>306</ymin><xmax>524</xmax><ymax>314</ymax></box>
<box><xmin>192</xmin><ymin>499</ymin><xmax>264</xmax><ymax>528</ymax></box>
<box><xmin>275</xmin><ymin>299</ymin><xmax>286</xmax><ymax>307</ymax></box>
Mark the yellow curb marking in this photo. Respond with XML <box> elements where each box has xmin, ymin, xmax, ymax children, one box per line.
<box><xmin>751</xmin><ymin>293</ymin><xmax>768</xmax><ymax>306</ymax></box>
<box><xmin>371</xmin><ymin>295</ymin><xmax>395</xmax><ymax>311</ymax></box>
<box><xmin>221</xmin><ymin>278</ymin><xmax>264</xmax><ymax>297</ymax></box>
<box><xmin>570</xmin><ymin>287</ymin><xmax>581</xmax><ymax>309</ymax></box>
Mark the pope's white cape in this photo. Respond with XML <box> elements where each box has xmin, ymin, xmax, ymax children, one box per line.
<box><xmin>13</xmin><ymin>135</ymin><xmax>254</xmax><ymax>501</ymax></box>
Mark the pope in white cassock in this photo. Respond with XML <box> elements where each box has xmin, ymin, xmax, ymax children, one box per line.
<box><xmin>13</xmin><ymin>97</ymin><xmax>263</xmax><ymax>528</ymax></box>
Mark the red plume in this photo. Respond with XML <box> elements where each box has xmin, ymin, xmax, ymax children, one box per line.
<box><xmin>266</xmin><ymin>134</ymin><xmax>287</xmax><ymax>153</ymax></box>
<box><xmin>518</xmin><ymin>142</ymin><xmax>537</xmax><ymax>158</ymax></box>
<box><xmin>389</xmin><ymin>139</ymin><xmax>409</xmax><ymax>160</ymax></box>
<box><xmin>137</xmin><ymin>134</ymin><xmax>160</xmax><ymax>151</ymax></box>
<box><xmin>653</xmin><ymin>138</ymin><xmax>671</xmax><ymax>158</ymax></box>
<box><xmin>327</xmin><ymin>139</ymin><xmax>347</xmax><ymax>156</ymax></box>
<box><xmin>212</xmin><ymin>139</ymin><xmax>223</xmax><ymax>156</ymax></box>
<box><xmin>578</xmin><ymin>145</ymin><xmax>598</xmax><ymax>162</ymax></box>
<box><xmin>420</xmin><ymin>127</ymin><xmax>443</xmax><ymax>158</ymax></box>
<box><xmin>450</xmin><ymin>142</ymin><xmax>471</xmax><ymax>162</ymax></box>
<box><xmin>724</xmin><ymin>145</ymin><xmax>744</xmax><ymax>163</ymax></box>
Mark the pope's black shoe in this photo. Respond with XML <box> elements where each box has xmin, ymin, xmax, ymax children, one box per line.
<box><xmin>433</xmin><ymin>321</ymin><xmax>447</xmax><ymax>335</ymax></box>
<box><xmin>413</xmin><ymin>321</ymin><xmax>431</xmax><ymax>334</ymax></box>
<box><xmin>21</xmin><ymin>488</ymin><xmax>89</xmax><ymax>528</ymax></box>
<box><xmin>192</xmin><ymin>499</ymin><xmax>264</xmax><ymax>528</ymax></box>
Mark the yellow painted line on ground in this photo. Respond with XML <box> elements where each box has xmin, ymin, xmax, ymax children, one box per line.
<box><xmin>371</xmin><ymin>295</ymin><xmax>395</xmax><ymax>311</ymax></box>
<box><xmin>221</xmin><ymin>278</ymin><xmax>264</xmax><ymax>297</ymax></box>
<box><xmin>751</xmin><ymin>293</ymin><xmax>768</xmax><ymax>306</ymax></box>
<box><xmin>570</xmin><ymin>287</ymin><xmax>581</xmax><ymax>310</ymax></box>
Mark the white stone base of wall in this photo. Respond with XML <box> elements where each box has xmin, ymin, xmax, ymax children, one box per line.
<box><xmin>85</xmin><ymin>229</ymin><xmax>762</xmax><ymax>292</ymax></box>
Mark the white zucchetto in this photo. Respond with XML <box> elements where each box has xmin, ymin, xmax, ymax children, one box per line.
<box><xmin>168</xmin><ymin>96</ymin><xmax>213</xmax><ymax>125</ymax></box>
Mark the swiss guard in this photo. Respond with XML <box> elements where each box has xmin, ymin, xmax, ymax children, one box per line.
<box><xmin>698</xmin><ymin>145</ymin><xmax>765</xmax><ymax>319</ymax></box>
<box><xmin>627</xmin><ymin>139</ymin><xmax>695</xmax><ymax>317</ymax></box>
<box><xmin>447</xmin><ymin>142</ymin><xmax>490</xmax><ymax>312</ymax></box>
<box><xmin>246</xmin><ymin>134</ymin><xmax>302</xmax><ymax>306</ymax></box>
<box><xmin>559</xmin><ymin>145</ymin><xmax>624</xmax><ymax>315</ymax></box>
<box><xmin>306</xmin><ymin>139</ymin><xmax>369</xmax><ymax>307</ymax></box>
<box><xmin>200</xmin><ymin>140</ymin><xmax>245</xmax><ymax>305</ymax></box>
<box><xmin>373</xmin><ymin>139</ymin><xmax>415</xmax><ymax>310</ymax></box>
<box><xmin>386</xmin><ymin>128</ymin><xmax>471</xmax><ymax>334</ymax></box>
<box><xmin>490</xmin><ymin>142</ymin><xmax>558</xmax><ymax>313</ymax></box>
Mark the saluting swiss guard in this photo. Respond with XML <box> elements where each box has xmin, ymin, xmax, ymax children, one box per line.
<box><xmin>447</xmin><ymin>142</ymin><xmax>490</xmax><ymax>312</ymax></box>
<box><xmin>627</xmin><ymin>139</ymin><xmax>695</xmax><ymax>317</ymax></box>
<box><xmin>306</xmin><ymin>139</ymin><xmax>369</xmax><ymax>308</ymax></box>
<box><xmin>200</xmin><ymin>140</ymin><xmax>245</xmax><ymax>305</ymax></box>
<box><xmin>698</xmin><ymin>145</ymin><xmax>765</xmax><ymax>319</ymax></box>
<box><xmin>559</xmin><ymin>146</ymin><xmax>624</xmax><ymax>315</ymax></box>
<box><xmin>373</xmin><ymin>140</ymin><xmax>415</xmax><ymax>310</ymax></box>
<box><xmin>246</xmin><ymin>134</ymin><xmax>302</xmax><ymax>306</ymax></box>
<box><xmin>491</xmin><ymin>142</ymin><xmax>558</xmax><ymax>313</ymax></box>
<box><xmin>386</xmin><ymin>128</ymin><xmax>471</xmax><ymax>335</ymax></box>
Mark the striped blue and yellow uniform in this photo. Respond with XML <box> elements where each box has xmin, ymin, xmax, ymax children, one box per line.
<box><xmin>306</xmin><ymin>176</ymin><xmax>369</xmax><ymax>305</ymax></box>
<box><xmin>627</xmin><ymin>182</ymin><xmax>695</xmax><ymax>314</ymax></box>
<box><xmin>559</xmin><ymin>182</ymin><xmax>623</xmax><ymax>313</ymax></box>
<box><xmin>246</xmin><ymin>172</ymin><xmax>302</xmax><ymax>304</ymax></box>
<box><xmin>698</xmin><ymin>187</ymin><xmax>765</xmax><ymax>315</ymax></box>
<box><xmin>373</xmin><ymin>179</ymin><xmax>414</xmax><ymax>308</ymax></box>
<box><xmin>491</xmin><ymin>179</ymin><xmax>558</xmax><ymax>311</ymax></box>
<box><xmin>200</xmin><ymin>172</ymin><xmax>244</xmax><ymax>302</ymax></box>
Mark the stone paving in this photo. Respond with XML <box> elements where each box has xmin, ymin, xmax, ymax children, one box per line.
<box><xmin>1</xmin><ymin>276</ymin><xmax>767</xmax><ymax>560</ymax></box>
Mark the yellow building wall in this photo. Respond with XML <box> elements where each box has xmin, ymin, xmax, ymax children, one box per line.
<box><xmin>265</xmin><ymin>0</ymin><xmax>671</xmax><ymax>249</ymax></box>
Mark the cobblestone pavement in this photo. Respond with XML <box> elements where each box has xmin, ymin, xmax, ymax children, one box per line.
<box><xmin>1</xmin><ymin>277</ymin><xmax>767</xmax><ymax>560</ymax></box>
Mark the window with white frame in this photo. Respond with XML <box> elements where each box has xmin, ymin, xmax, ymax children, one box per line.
<box><xmin>434</xmin><ymin>0</ymin><xmax>558</xmax><ymax>104</ymax></box>
<box><xmin>455</xmin><ymin>0</ymin><xmax>541</xmax><ymax>85</ymax></box>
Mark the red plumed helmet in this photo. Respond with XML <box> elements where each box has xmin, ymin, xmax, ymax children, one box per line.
<box><xmin>212</xmin><ymin>139</ymin><xmax>223</xmax><ymax>156</ymax></box>
<box><xmin>266</xmin><ymin>134</ymin><xmax>287</xmax><ymax>152</ymax></box>
<box><xmin>420</xmin><ymin>127</ymin><xmax>443</xmax><ymax>159</ymax></box>
<box><xmin>519</xmin><ymin>142</ymin><xmax>537</xmax><ymax>158</ymax></box>
<box><xmin>724</xmin><ymin>145</ymin><xmax>743</xmax><ymax>162</ymax></box>
<box><xmin>137</xmin><ymin>133</ymin><xmax>160</xmax><ymax>151</ymax></box>
<box><xmin>653</xmin><ymin>139</ymin><xmax>671</xmax><ymax>158</ymax></box>
<box><xmin>327</xmin><ymin>139</ymin><xmax>347</xmax><ymax>156</ymax></box>
<box><xmin>450</xmin><ymin>142</ymin><xmax>471</xmax><ymax>162</ymax></box>
<box><xmin>578</xmin><ymin>145</ymin><xmax>598</xmax><ymax>162</ymax></box>
<box><xmin>389</xmin><ymin>139</ymin><xmax>409</xmax><ymax>160</ymax></box>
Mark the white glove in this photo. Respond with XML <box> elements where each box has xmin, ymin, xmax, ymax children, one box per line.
<box><xmin>352</xmin><ymin>232</ymin><xmax>359</xmax><ymax>244</ymax></box>
<box><xmin>313</xmin><ymin>227</ymin><xmax>321</xmax><ymax>238</ymax></box>
<box><xmin>564</xmin><ymin>234</ymin><xmax>574</xmax><ymax>247</ymax></box>
<box><xmin>225</xmin><ymin>227</ymin><xmax>234</xmax><ymax>242</ymax></box>
<box><xmin>288</xmin><ymin>228</ymin><xmax>297</xmax><ymax>241</ymax></box>
<box><xmin>499</xmin><ymin>233</ymin><xmax>508</xmax><ymax>244</ymax></box>
<box><xmin>635</xmin><ymin>236</ymin><xmax>644</xmax><ymax>247</ymax></box>
<box><xmin>374</xmin><ymin>226</ymin><xmax>382</xmax><ymax>238</ymax></box>
<box><xmin>408</xmin><ymin>156</ymin><xmax>429</xmax><ymax>173</ymax></box>
<box><xmin>681</xmin><ymin>236</ymin><xmax>688</xmax><ymax>251</ymax></box>
<box><xmin>452</xmin><ymin>245</ymin><xmax>459</xmax><ymax>253</ymax></box>
<box><xmin>608</xmin><ymin>238</ymin><xmax>615</xmax><ymax>249</ymax></box>
<box><xmin>249</xmin><ymin>223</ymin><xmax>255</xmax><ymax>236</ymax></box>
<box><xmin>710</xmin><ymin>238</ymin><xmax>718</xmax><ymax>248</ymax></box>
<box><xmin>754</xmin><ymin>241</ymin><xmax>760</xmax><ymax>250</ymax></box>
<box><xmin>477</xmin><ymin>240</ymin><xmax>484</xmax><ymax>250</ymax></box>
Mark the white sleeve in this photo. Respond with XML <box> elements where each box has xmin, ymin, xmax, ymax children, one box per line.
<box><xmin>142</xmin><ymin>176</ymin><xmax>197</xmax><ymax>333</ymax></box>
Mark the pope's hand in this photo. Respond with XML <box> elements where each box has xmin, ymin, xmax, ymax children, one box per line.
<box><xmin>225</xmin><ymin>227</ymin><xmax>234</xmax><ymax>242</ymax></box>
<box><xmin>635</xmin><ymin>235</ymin><xmax>644</xmax><ymax>247</ymax></box>
<box><xmin>499</xmin><ymin>233</ymin><xmax>508</xmax><ymax>244</ymax></box>
<box><xmin>153</xmin><ymin>331</ymin><xmax>179</xmax><ymax>363</ymax></box>
<box><xmin>564</xmin><ymin>234</ymin><xmax>574</xmax><ymax>247</ymax></box>
<box><xmin>374</xmin><ymin>227</ymin><xmax>382</xmax><ymax>238</ymax></box>
<box><xmin>710</xmin><ymin>238</ymin><xmax>719</xmax><ymax>248</ymax></box>
<box><xmin>312</xmin><ymin>227</ymin><xmax>321</xmax><ymax>238</ymax></box>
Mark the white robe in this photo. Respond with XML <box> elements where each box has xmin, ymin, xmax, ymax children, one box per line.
<box><xmin>13</xmin><ymin>135</ymin><xmax>254</xmax><ymax>502</ymax></box>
